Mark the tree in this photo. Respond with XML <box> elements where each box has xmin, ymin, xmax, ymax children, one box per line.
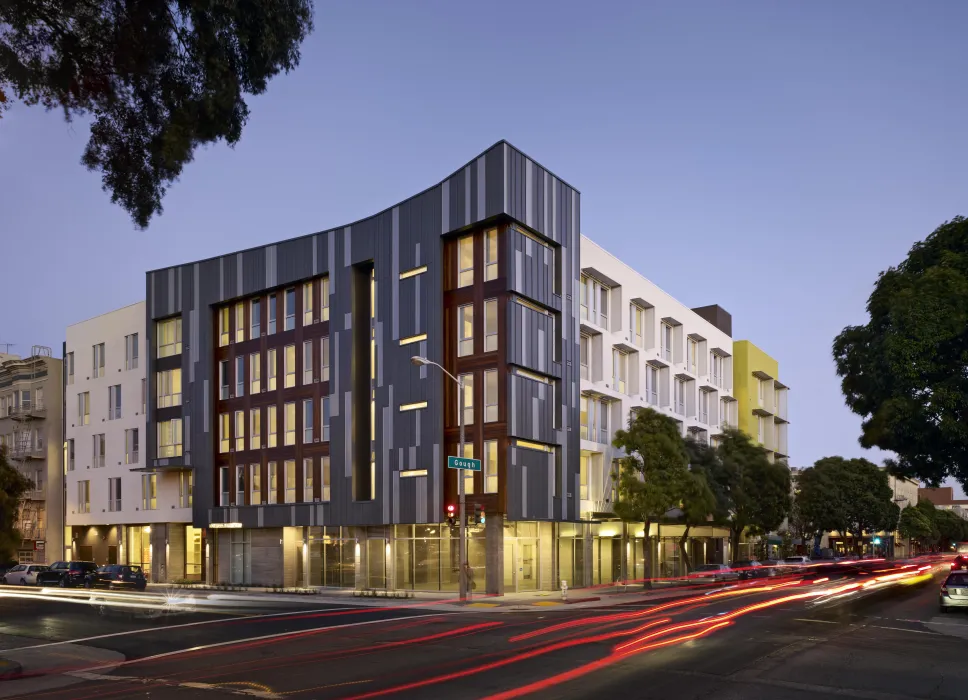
<box><xmin>793</xmin><ymin>463</ymin><xmax>845</xmax><ymax>555</ymax></box>
<box><xmin>613</xmin><ymin>408</ymin><xmax>690</xmax><ymax>587</ymax></box>
<box><xmin>0</xmin><ymin>447</ymin><xmax>32</xmax><ymax>564</ymax></box>
<box><xmin>679</xmin><ymin>438</ymin><xmax>719</xmax><ymax>572</ymax></box>
<box><xmin>898</xmin><ymin>505</ymin><xmax>935</xmax><ymax>553</ymax></box>
<box><xmin>833</xmin><ymin>216</ymin><xmax>968</xmax><ymax>489</ymax></box>
<box><xmin>0</xmin><ymin>0</ymin><xmax>315</xmax><ymax>228</ymax></box>
<box><xmin>840</xmin><ymin>457</ymin><xmax>900</xmax><ymax>553</ymax></box>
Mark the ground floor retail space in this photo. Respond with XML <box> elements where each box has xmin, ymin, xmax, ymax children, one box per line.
<box><xmin>67</xmin><ymin>523</ymin><xmax>204</xmax><ymax>582</ymax></box>
<box><xmin>208</xmin><ymin>518</ymin><xmax>733</xmax><ymax>594</ymax></box>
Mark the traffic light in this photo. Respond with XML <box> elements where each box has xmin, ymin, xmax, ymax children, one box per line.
<box><xmin>446</xmin><ymin>504</ymin><xmax>456</xmax><ymax>527</ymax></box>
<box><xmin>473</xmin><ymin>504</ymin><xmax>484</xmax><ymax>525</ymax></box>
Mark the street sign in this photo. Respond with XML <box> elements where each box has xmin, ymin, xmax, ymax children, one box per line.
<box><xmin>447</xmin><ymin>455</ymin><xmax>481</xmax><ymax>471</ymax></box>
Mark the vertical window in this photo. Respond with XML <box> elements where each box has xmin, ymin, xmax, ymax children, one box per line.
<box><xmin>250</xmin><ymin>353</ymin><xmax>261</xmax><ymax>394</ymax></box>
<box><xmin>699</xmin><ymin>390</ymin><xmax>709</xmax><ymax>423</ymax></box>
<box><xmin>612</xmin><ymin>350</ymin><xmax>627</xmax><ymax>394</ymax></box>
<box><xmin>579</xmin><ymin>335</ymin><xmax>590</xmax><ymax>379</ymax></box>
<box><xmin>108</xmin><ymin>477</ymin><xmax>122</xmax><ymax>512</ymax></box>
<box><xmin>250</xmin><ymin>298</ymin><xmax>261</xmax><ymax>339</ymax></box>
<box><xmin>157</xmin><ymin>317</ymin><xmax>183</xmax><ymax>357</ymax></box>
<box><xmin>458</xmin><ymin>373</ymin><xmax>474</xmax><ymax>425</ymax></box>
<box><xmin>78</xmin><ymin>480</ymin><xmax>90</xmax><ymax>513</ymax></box>
<box><xmin>484</xmin><ymin>370</ymin><xmax>498</xmax><ymax>423</ymax></box>
<box><xmin>484</xmin><ymin>299</ymin><xmax>498</xmax><ymax>352</ymax></box>
<box><xmin>92</xmin><ymin>433</ymin><xmax>105</xmax><ymax>468</ymax></box>
<box><xmin>630</xmin><ymin>305</ymin><xmax>644</xmax><ymax>347</ymax></box>
<box><xmin>580</xmin><ymin>274</ymin><xmax>588</xmax><ymax>320</ymax></box>
<box><xmin>236</xmin><ymin>464</ymin><xmax>245</xmax><ymax>505</ymax></box>
<box><xmin>285</xmin><ymin>288</ymin><xmax>296</xmax><ymax>330</ymax></box>
<box><xmin>484</xmin><ymin>440</ymin><xmax>498</xmax><ymax>493</ymax></box>
<box><xmin>219</xmin><ymin>413</ymin><xmax>230</xmax><ymax>453</ymax></box>
<box><xmin>303</xmin><ymin>399</ymin><xmax>314</xmax><ymax>443</ymax></box>
<box><xmin>580</xmin><ymin>395</ymin><xmax>589</xmax><ymax>440</ymax></box>
<box><xmin>688</xmin><ymin>338</ymin><xmax>698</xmax><ymax>374</ymax></box>
<box><xmin>320</xmin><ymin>337</ymin><xmax>330</xmax><ymax>382</ymax></box>
<box><xmin>78</xmin><ymin>392</ymin><xmax>90</xmax><ymax>425</ymax></box>
<box><xmin>267</xmin><ymin>462</ymin><xmax>278</xmax><ymax>504</ymax></box>
<box><xmin>235</xmin><ymin>356</ymin><xmax>245</xmax><ymax>397</ymax></box>
<box><xmin>579</xmin><ymin>453</ymin><xmax>589</xmax><ymax>500</ymax></box>
<box><xmin>458</xmin><ymin>235</ymin><xmax>474</xmax><ymax>287</ymax></box>
<box><xmin>179</xmin><ymin>471</ymin><xmax>193</xmax><ymax>508</ymax></box>
<box><xmin>125</xmin><ymin>333</ymin><xmax>139</xmax><ymax>370</ymax></box>
<box><xmin>661</xmin><ymin>323</ymin><xmax>673</xmax><ymax>361</ymax></box>
<box><xmin>158</xmin><ymin>368</ymin><xmax>182</xmax><ymax>407</ymax></box>
<box><xmin>321</xmin><ymin>397</ymin><xmax>330</xmax><ymax>442</ymax></box>
<box><xmin>108</xmin><ymin>384</ymin><xmax>122</xmax><ymax>419</ymax></box>
<box><xmin>710</xmin><ymin>353</ymin><xmax>722</xmax><ymax>387</ymax></box>
<box><xmin>268</xmin><ymin>294</ymin><xmax>277</xmax><ymax>334</ymax></box>
<box><xmin>458</xmin><ymin>304</ymin><xmax>474</xmax><ymax>357</ymax></box>
<box><xmin>284</xmin><ymin>345</ymin><xmax>296</xmax><ymax>388</ymax></box>
<box><xmin>250</xmin><ymin>464</ymin><xmax>262</xmax><ymax>504</ymax></box>
<box><xmin>66</xmin><ymin>438</ymin><xmax>74</xmax><ymax>471</ymax></box>
<box><xmin>303</xmin><ymin>282</ymin><xmax>314</xmax><ymax>325</ymax></box>
<box><xmin>142</xmin><ymin>474</ymin><xmax>157</xmax><ymax>510</ymax></box>
<box><xmin>219</xmin><ymin>467</ymin><xmax>230</xmax><ymax>506</ymax></box>
<box><xmin>599</xmin><ymin>286</ymin><xmax>609</xmax><ymax>328</ymax></box>
<box><xmin>267</xmin><ymin>406</ymin><xmax>278</xmax><ymax>448</ymax></box>
<box><xmin>461</xmin><ymin>443</ymin><xmax>474</xmax><ymax>495</ymax></box>
<box><xmin>484</xmin><ymin>228</ymin><xmax>498</xmax><ymax>282</ymax></box>
<box><xmin>66</xmin><ymin>352</ymin><xmax>75</xmax><ymax>385</ymax></box>
<box><xmin>93</xmin><ymin>343</ymin><xmax>105</xmax><ymax>378</ymax></box>
<box><xmin>674</xmin><ymin>378</ymin><xmax>686</xmax><ymax>415</ymax></box>
<box><xmin>250</xmin><ymin>408</ymin><xmax>261</xmax><ymax>450</ymax></box>
<box><xmin>234</xmin><ymin>410</ymin><xmax>245</xmax><ymax>451</ymax></box>
<box><xmin>219</xmin><ymin>360</ymin><xmax>229</xmax><ymax>400</ymax></box>
<box><xmin>720</xmin><ymin>399</ymin><xmax>730</xmax><ymax>428</ymax></box>
<box><xmin>758</xmin><ymin>379</ymin><xmax>766</xmax><ymax>406</ymax></box>
<box><xmin>284</xmin><ymin>460</ymin><xmax>296</xmax><ymax>503</ymax></box>
<box><xmin>647</xmin><ymin>365</ymin><xmax>659</xmax><ymax>406</ymax></box>
<box><xmin>321</xmin><ymin>456</ymin><xmax>331</xmax><ymax>501</ymax></box>
<box><xmin>235</xmin><ymin>302</ymin><xmax>245</xmax><ymax>343</ymax></box>
<box><xmin>125</xmin><ymin>428</ymin><xmax>139</xmax><ymax>464</ymax></box>
<box><xmin>219</xmin><ymin>308</ymin><xmax>230</xmax><ymax>347</ymax></box>
<box><xmin>303</xmin><ymin>340</ymin><xmax>313</xmax><ymax>384</ymax></box>
<box><xmin>321</xmin><ymin>277</ymin><xmax>330</xmax><ymax>322</ymax></box>
<box><xmin>284</xmin><ymin>402</ymin><xmax>296</xmax><ymax>446</ymax></box>
<box><xmin>267</xmin><ymin>348</ymin><xmax>277</xmax><ymax>391</ymax></box>
<box><xmin>303</xmin><ymin>458</ymin><xmax>314</xmax><ymax>502</ymax></box>
<box><xmin>757</xmin><ymin>415</ymin><xmax>765</xmax><ymax>443</ymax></box>
<box><xmin>599</xmin><ymin>399</ymin><xmax>609</xmax><ymax>443</ymax></box>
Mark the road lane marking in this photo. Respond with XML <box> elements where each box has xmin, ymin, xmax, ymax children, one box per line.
<box><xmin>794</xmin><ymin>618</ymin><xmax>839</xmax><ymax>624</ymax></box>
<box><xmin>871</xmin><ymin>625</ymin><xmax>940</xmax><ymax>635</ymax></box>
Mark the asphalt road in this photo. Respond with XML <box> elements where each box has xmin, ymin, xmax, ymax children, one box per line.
<box><xmin>1</xmin><ymin>569</ymin><xmax>966</xmax><ymax>700</ymax></box>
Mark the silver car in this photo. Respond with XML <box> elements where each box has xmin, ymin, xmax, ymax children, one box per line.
<box><xmin>2</xmin><ymin>564</ymin><xmax>49</xmax><ymax>585</ymax></box>
<box><xmin>939</xmin><ymin>572</ymin><xmax>968</xmax><ymax>612</ymax></box>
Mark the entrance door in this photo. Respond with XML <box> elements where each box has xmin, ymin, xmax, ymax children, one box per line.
<box><xmin>107</xmin><ymin>546</ymin><xmax>119</xmax><ymax>565</ymax></box>
<box><xmin>519</xmin><ymin>542</ymin><xmax>536</xmax><ymax>591</ymax></box>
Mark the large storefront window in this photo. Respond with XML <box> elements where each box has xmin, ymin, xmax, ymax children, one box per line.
<box><xmin>230</xmin><ymin>529</ymin><xmax>251</xmax><ymax>584</ymax></box>
<box><xmin>185</xmin><ymin>527</ymin><xmax>203</xmax><ymax>580</ymax></box>
<box><xmin>557</xmin><ymin>523</ymin><xmax>585</xmax><ymax>589</ymax></box>
<box><xmin>127</xmin><ymin>526</ymin><xmax>152</xmax><ymax>581</ymax></box>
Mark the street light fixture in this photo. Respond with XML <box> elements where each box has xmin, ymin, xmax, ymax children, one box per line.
<box><xmin>411</xmin><ymin>355</ymin><xmax>468</xmax><ymax>602</ymax></box>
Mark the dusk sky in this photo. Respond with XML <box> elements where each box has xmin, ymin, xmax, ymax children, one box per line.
<box><xmin>2</xmin><ymin>1</ymin><xmax>966</xmax><ymax>488</ymax></box>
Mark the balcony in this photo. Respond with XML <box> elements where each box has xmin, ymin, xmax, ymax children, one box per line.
<box><xmin>8</xmin><ymin>401</ymin><xmax>46</xmax><ymax>421</ymax></box>
<box><xmin>10</xmin><ymin>445</ymin><xmax>45</xmax><ymax>461</ymax></box>
<box><xmin>19</xmin><ymin>526</ymin><xmax>45</xmax><ymax>541</ymax></box>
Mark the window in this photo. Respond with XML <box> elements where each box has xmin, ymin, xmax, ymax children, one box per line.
<box><xmin>284</xmin><ymin>344</ymin><xmax>296</xmax><ymax>388</ymax></box>
<box><xmin>66</xmin><ymin>352</ymin><xmax>75</xmax><ymax>385</ymax></box>
<box><xmin>250</xmin><ymin>408</ymin><xmax>261</xmax><ymax>450</ymax></box>
<box><xmin>125</xmin><ymin>333</ymin><xmax>139</xmax><ymax>370</ymax></box>
<box><xmin>108</xmin><ymin>384</ymin><xmax>121</xmax><ymax>419</ymax></box>
<box><xmin>157</xmin><ymin>419</ymin><xmax>182</xmax><ymax>458</ymax></box>
<box><xmin>687</xmin><ymin>338</ymin><xmax>698</xmax><ymax>374</ymax></box>
<box><xmin>580</xmin><ymin>395</ymin><xmax>589</xmax><ymax>440</ymax></box>
<box><xmin>758</xmin><ymin>379</ymin><xmax>766</xmax><ymax>406</ymax></box>
<box><xmin>720</xmin><ymin>399</ymin><xmax>730</xmax><ymax>428</ymax></box>
<box><xmin>321</xmin><ymin>277</ymin><xmax>330</xmax><ymax>322</ymax></box>
<box><xmin>710</xmin><ymin>352</ymin><xmax>723</xmax><ymax>387</ymax></box>
<box><xmin>249</xmin><ymin>464</ymin><xmax>261</xmax><ymax>504</ymax></box>
<box><xmin>303</xmin><ymin>282</ymin><xmax>314</xmax><ymax>325</ymax></box>
<box><xmin>93</xmin><ymin>343</ymin><xmax>105</xmax><ymax>378</ymax></box>
<box><xmin>250</xmin><ymin>353</ymin><xmax>261</xmax><ymax>394</ymax></box>
<box><xmin>699</xmin><ymin>390</ymin><xmax>710</xmax><ymax>424</ymax></box>
<box><xmin>235</xmin><ymin>356</ymin><xmax>245</xmax><ymax>397</ymax></box>
<box><xmin>461</xmin><ymin>443</ymin><xmax>474</xmax><ymax>495</ymax></box>
<box><xmin>267</xmin><ymin>462</ymin><xmax>278</xmax><ymax>504</ymax></box>
<box><xmin>479</xmin><ymin>369</ymin><xmax>498</xmax><ymax>423</ymax></box>
<box><xmin>646</xmin><ymin>365</ymin><xmax>659</xmax><ymax>405</ymax></box>
<box><xmin>757</xmin><ymin>415</ymin><xmax>765</xmax><ymax>443</ymax></box>
<box><xmin>458</xmin><ymin>304</ymin><xmax>474</xmax><ymax>357</ymax></box>
<box><xmin>321</xmin><ymin>397</ymin><xmax>330</xmax><ymax>442</ymax></box>
<box><xmin>599</xmin><ymin>286</ymin><xmax>609</xmax><ymax>328</ymax></box>
<box><xmin>612</xmin><ymin>350</ymin><xmax>627</xmax><ymax>394</ymax></box>
<box><xmin>285</xmin><ymin>288</ymin><xmax>296</xmax><ymax>330</ymax></box>
<box><xmin>267</xmin><ymin>349</ymin><xmax>277</xmax><ymax>391</ymax></box>
<box><xmin>484</xmin><ymin>299</ymin><xmax>498</xmax><ymax>352</ymax></box>
<box><xmin>235</xmin><ymin>303</ymin><xmax>245</xmax><ymax>343</ymax></box>
<box><xmin>219</xmin><ymin>467</ymin><xmax>230</xmax><ymax>506</ymax></box>
<box><xmin>234</xmin><ymin>410</ymin><xmax>245</xmax><ymax>451</ymax></box>
<box><xmin>303</xmin><ymin>458</ymin><xmax>314</xmax><ymax>502</ymax></box>
<box><xmin>579</xmin><ymin>453</ymin><xmax>590</xmax><ymax>500</ymax></box>
<box><xmin>158</xmin><ymin>368</ymin><xmax>182</xmax><ymax>407</ymax></box>
<box><xmin>321</xmin><ymin>456</ymin><xmax>331</xmax><ymax>501</ymax></box>
<box><xmin>284</xmin><ymin>402</ymin><xmax>296</xmax><ymax>446</ymax></box>
<box><xmin>268</xmin><ymin>406</ymin><xmax>278</xmax><ymax>448</ymax></box>
<box><xmin>484</xmin><ymin>228</ymin><xmax>498</xmax><ymax>282</ymax></box>
<box><xmin>250</xmin><ymin>298</ymin><xmax>261</xmax><ymax>339</ymax></box>
<box><xmin>303</xmin><ymin>340</ymin><xmax>313</xmax><ymax>384</ymax></box>
<box><xmin>219</xmin><ymin>307</ymin><xmax>230</xmax><ymax>347</ymax></box>
<box><xmin>158</xmin><ymin>317</ymin><xmax>183</xmax><ymax>357</ymax></box>
<box><xmin>303</xmin><ymin>399</ymin><xmax>314</xmax><ymax>443</ymax></box>
<box><xmin>66</xmin><ymin>439</ymin><xmax>74</xmax><ymax>471</ymax></box>
<box><xmin>268</xmin><ymin>294</ymin><xmax>277</xmax><ymax>334</ymax></box>
<box><xmin>674</xmin><ymin>378</ymin><xmax>686</xmax><ymax>415</ymax></box>
<box><xmin>108</xmin><ymin>477</ymin><xmax>121</xmax><ymax>512</ymax></box>
<box><xmin>630</xmin><ymin>305</ymin><xmax>644</xmax><ymax>347</ymax></box>
<box><xmin>92</xmin><ymin>433</ymin><xmax>105</xmax><ymax>468</ymax></box>
<box><xmin>599</xmin><ymin>399</ymin><xmax>609</xmax><ymax>443</ymax></box>
<box><xmin>580</xmin><ymin>334</ymin><xmax>590</xmax><ymax>380</ymax></box>
<box><xmin>236</xmin><ymin>465</ymin><xmax>245</xmax><ymax>505</ymax></box>
<box><xmin>320</xmin><ymin>337</ymin><xmax>330</xmax><ymax>382</ymax></box>
<box><xmin>660</xmin><ymin>323</ymin><xmax>673</xmax><ymax>361</ymax></box>
<box><xmin>219</xmin><ymin>413</ymin><xmax>230</xmax><ymax>453</ymax></box>
<box><xmin>580</xmin><ymin>274</ymin><xmax>589</xmax><ymax>320</ymax></box>
<box><xmin>484</xmin><ymin>440</ymin><xmax>498</xmax><ymax>493</ymax></box>
<box><xmin>125</xmin><ymin>428</ymin><xmax>139</xmax><ymax>464</ymax></box>
<box><xmin>458</xmin><ymin>235</ymin><xmax>474</xmax><ymax>287</ymax></box>
<box><xmin>78</xmin><ymin>392</ymin><xmax>90</xmax><ymax>425</ymax></box>
<box><xmin>78</xmin><ymin>480</ymin><xmax>90</xmax><ymax>514</ymax></box>
<box><xmin>179</xmin><ymin>471</ymin><xmax>192</xmax><ymax>508</ymax></box>
<box><xmin>142</xmin><ymin>474</ymin><xmax>157</xmax><ymax>510</ymax></box>
<box><xmin>284</xmin><ymin>459</ymin><xmax>296</xmax><ymax>503</ymax></box>
<box><xmin>457</xmin><ymin>373</ymin><xmax>474</xmax><ymax>425</ymax></box>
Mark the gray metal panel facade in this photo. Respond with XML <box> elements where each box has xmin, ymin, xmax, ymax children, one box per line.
<box><xmin>146</xmin><ymin>141</ymin><xmax>580</xmax><ymax>528</ymax></box>
<box><xmin>506</xmin><ymin>444</ymin><xmax>556</xmax><ymax>522</ymax></box>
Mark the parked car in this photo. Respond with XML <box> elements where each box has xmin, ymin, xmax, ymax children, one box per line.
<box><xmin>84</xmin><ymin>565</ymin><xmax>147</xmax><ymax>591</ymax></box>
<box><xmin>35</xmin><ymin>561</ymin><xmax>98</xmax><ymax>588</ymax></box>
<box><xmin>687</xmin><ymin>564</ymin><xmax>737</xmax><ymax>583</ymax></box>
<box><xmin>784</xmin><ymin>556</ymin><xmax>812</xmax><ymax>566</ymax></box>
<box><xmin>731</xmin><ymin>560</ymin><xmax>770</xmax><ymax>580</ymax></box>
<box><xmin>940</xmin><ymin>571</ymin><xmax>968</xmax><ymax>612</ymax></box>
<box><xmin>1</xmin><ymin>564</ymin><xmax>49</xmax><ymax>585</ymax></box>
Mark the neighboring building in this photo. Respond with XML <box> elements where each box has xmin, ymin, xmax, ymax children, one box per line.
<box><xmin>0</xmin><ymin>348</ymin><xmax>64</xmax><ymax>563</ymax></box>
<box><xmin>918</xmin><ymin>486</ymin><xmax>968</xmax><ymax>520</ymax></box>
<box><xmin>64</xmin><ymin>302</ymin><xmax>199</xmax><ymax>581</ymax></box>
<box><xmin>731</xmin><ymin>340</ymin><xmax>789</xmax><ymax>462</ymax></box>
<box><xmin>145</xmin><ymin>142</ymin><xmax>581</xmax><ymax>594</ymax></box>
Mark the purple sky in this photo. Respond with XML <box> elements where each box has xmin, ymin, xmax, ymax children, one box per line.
<box><xmin>2</xmin><ymin>1</ymin><xmax>966</xmax><ymax>491</ymax></box>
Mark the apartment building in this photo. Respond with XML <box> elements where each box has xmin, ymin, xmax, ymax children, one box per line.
<box><xmin>732</xmin><ymin>340</ymin><xmax>790</xmax><ymax>462</ymax></box>
<box><xmin>577</xmin><ymin>238</ymin><xmax>735</xmax><ymax>583</ymax></box>
<box><xmin>145</xmin><ymin>142</ymin><xmax>581</xmax><ymax>594</ymax></box>
<box><xmin>0</xmin><ymin>348</ymin><xmax>64</xmax><ymax>563</ymax></box>
<box><xmin>64</xmin><ymin>302</ymin><xmax>198</xmax><ymax>581</ymax></box>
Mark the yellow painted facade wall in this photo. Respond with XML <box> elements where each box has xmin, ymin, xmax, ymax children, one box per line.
<box><xmin>732</xmin><ymin>340</ymin><xmax>780</xmax><ymax>448</ymax></box>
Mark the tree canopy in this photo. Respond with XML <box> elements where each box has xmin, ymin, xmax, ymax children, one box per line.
<box><xmin>0</xmin><ymin>447</ymin><xmax>32</xmax><ymax>564</ymax></box>
<box><xmin>833</xmin><ymin>216</ymin><xmax>968</xmax><ymax>487</ymax></box>
<box><xmin>0</xmin><ymin>0</ymin><xmax>315</xmax><ymax>228</ymax></box>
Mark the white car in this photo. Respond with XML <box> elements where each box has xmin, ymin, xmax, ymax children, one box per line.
<box><xmin>2</xmin><ymin>564</ymin><xmax>49</xmax><ymax>585</ymax></box>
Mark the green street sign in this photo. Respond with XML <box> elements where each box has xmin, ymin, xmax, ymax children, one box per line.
<box><xmin>448</xmin><ymin>455</ymin><xmax>481</xmax><ymax>472</ymax></box>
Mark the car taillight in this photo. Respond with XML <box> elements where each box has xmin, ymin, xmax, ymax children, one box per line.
<box><xmin>941</xmin><ymin>585</ymin><xmax>948</xmax><ymax>594</ymax></box>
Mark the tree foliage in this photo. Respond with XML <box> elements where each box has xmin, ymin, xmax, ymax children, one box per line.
<box><xmin>0</xmin><ymin>0</ymin><xmax>315</xmax><ymax>228</ymax></box>
<box><xmin>898</xmin><ymin>505</ymin><xmax>935</xmax><ymax>547</ymax></box>
<box><xmin>679</xmin><ymin>438</ymin><xmax>719</xmax><ymax>571</ymax></box>
<box><xmin>833</xmin><ymin>216</ymin><xmax>968</xmax><ymax>488</ymax></box>
<box><xmin>0</xmin><ymin>447</ymin><xmax>32</xmax><ymax>564</ymax></box>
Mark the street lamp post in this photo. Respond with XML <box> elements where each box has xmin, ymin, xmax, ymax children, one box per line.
<box><xmin>411</xmin><ymin>356</ymin><xmax>468</xmax><ymax>602</ymax></box>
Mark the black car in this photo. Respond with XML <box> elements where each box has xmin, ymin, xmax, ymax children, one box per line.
<box><xmin>84</xmin><ymin>565</ymin><xmax>147</xmax><ymax>591</ymax></box>
<box><xmin>731</xmin><ymin>560</ymin><xmax>771</xmax><ymax>580</ymax></box>
<box><xmin>35</xmin><ymin>560</ymin><xmax>98</xmax><ymax>587</ymax></box>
